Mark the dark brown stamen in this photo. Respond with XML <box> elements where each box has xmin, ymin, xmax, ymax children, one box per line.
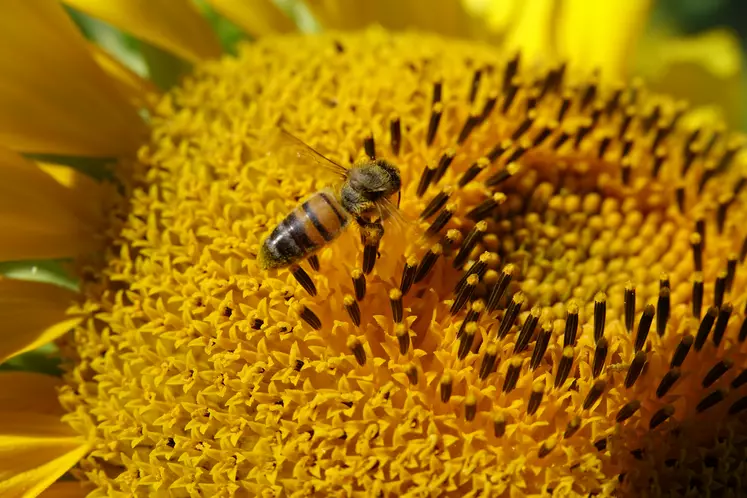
<box><xmin>292</xmin><ymin>266</ymin><xmax>317</xmax><ymax>297</ymax></box>
<box><xmin>563</xmin><ymin>302</ymin><xmax>579</xmax><ymax>347</ymax></box>
<box><xmin>478</xmin><ymin>92</ymin><xmax>498</xmax><ymax>123</ymax></box>
<box><xmin>696</xmin><ymin>389</ymin><xmax>727</xmax><ymax>413</ymax></box>
<box><xmin>716</xmin><ymin>195</ymin><xmax>732</xmax><ymax>234</ymax></box>
<box><xmin>467</xmin><ymin>192</ymin><xmax>506</xmax><ymax>221</ymax></box>
<box><xmin>583</xmin><ymin>379</ymin><xmax>606</xmax><ymax>410</ymax></box>
<box><xmin>527</xmin><ymin>381</ymin><xmax>545</xmax><ymax>416</ymax></box>
<box><xmin>347</xmin><ymin>336</ymin><xmax>366</xmax><ymax>366</ymax></box>
<box><xmin>618</xmin><ymin>109</ymin><xmax>633</xmax><ymax>139</ymax></box>
<box><xmin>426</xmin><ymin>103</ymin><xmax>443</xmax><ymax>146</ymax></box>
<box><xmin>432</xmin><ymin>79</ymin><xmax>443</xmax><ymax>104</ymax></box>
<box><xmin>530</xmin><ymin>323</ymin><xmax>551</xmax><ymax>371</ymax></box>
<box><xmin>511</xmin><ymin>113</ymin><xmax>535</xmax><ymax>141</ymax></box>
<box><xmin>502</xmin><ymin>54</ymin><xmax>519</xmax><ymax>93</ymax></box>
<box><xmin>656</xmin><ymin>368</ymin><xmax>681</xmax><ymax>398</ymax></box>
<box><xmin>451</xmin><ymin>274</ymin><xmax>479</xmax><ymax>315</ymax></box>
<box><xmin>670</xmin><ymin>334</ymin><xmax>693</xmax><ymax>368</ymax></box>
<box><xmin>497</xmin><ymin>292</ymin><xmax>524</xmax><ymax>339</ymax></box>
<box><xmin>594</xmin><ymin>438</ymin><xmax>607</xmax><ymax>452</ymax></box>
<box><xmin>716</xmin><ymin>144</ymin><xmax>740</xmax><ymax>173</ymax></box>
<box><xmin>634</xmin><ymin>304</ymin><xmax>654</xmax><ymax>352</ymax></box>
<box><xmin>395</xmin><ymin>323</ymin><xmax>409</xmax><ymax>355</ymax></box>
<box><xmin>493</xmin><ymin>411</ymin><xmax>506</xmax><ymax>437</ymax></box>
<box><xmin>713</xmin><ymin>303</ymin><xmax>732</xmax><ymax>347</ymax></box>
<box><xmin>344</xmin><ymin>294</ymin><xmax>361</xmax><ymax>327</ymax></box>
<box><xmin>465</xmin><ymin>394</ymin><xmax>477</xmax><ymax>422</ymax></box>
<box><xmin>352</xmin><ymin>269</ymin><xmax>366</xmax><ymax>301</ymax></box>
<box><xmin>457</xmin><ymin>112</ymin><xmax>481</xmax><ymax>145</ymax></box>
<box><xmin>420</xmin><ymin>189</ymin><xmax>451</xmax><ymax>219</ymax></box>
<box><xmin>486</xmin><ymin>139</ymin><xmax>511</xmax><ymax>163</ymax></box>
<box><xmin>554</xmin><ymin>346</ymin><xmax>574</xmax><ymax>389</ymax></box>
<box><xmin>692</xmin><ymin>273</ymin><xmax>704</xmax><ymax>318</ymax></box>
<box><xmin>605</xmin><ymin>87</ymin><xmax>622</xmax><ymax>116</ymax></box>
<box><xmin>641</xmin><ymin>105</ymin><xmax>661</xmax><ymax>133</ymax></box>
<box><xmin>624</xmin><ymin>282</ymin><xmax>636</xmax><ymax>333</ymax></box>
<box><xmin>690</xmin><ymin>233</ymin><xmax>703</xmax><ymax>272</ymax></box>
<box><xmin>479</xmin><ymin>344</ymin><xmax>498</xmax><ymax>380</ymax></box>
<box><xmin>651</xmin><ymin>125</ymin><xmax>670</xmax><ymax>153</ymax></box>
<box><xmin>300</xmin><ymin>305</ymin><xmax>322</xmax><ymax>330</ymax></box>
<box><xmin>592</xmin><ymin>337</ymin><xmax>608</xmax><ymax>378</ymax></box>
<box><xmin>598</xmin><ymin>135</ymin><xmax>612</xmax><ymax>159</ymax></box>
<box><xmin>414</xmin><ymin>243</ymin><xmax>442</xmax><ymax>283</ymax></box>
<box><xmin>703</xmin><ymin>359</ymin><xmax>733</xmax><ymax>388</ymax></box>
<box><xmin>501</xmin><ymin>82</ymin><xmax>519</xmax><ymax>113</ymax></box>
<box><xmin>558</xmin><ymin>94</ymin><xmax>571</xmax><ymax>122</ymax></box>
<box><xmin>732</xmin><ymin>369</ymin><xmax>747</xmax><ymax>389</ymax></box>
<box><xmin>363</xmin><ymin>133</ymin><xmax>376</xmax><ymax>160</ymax></box>
<box><xmin>440</xmin><ymin>374</ymin><xmax>453</xmax><ymax>403</ymax></box>
<box><xmin>656</xmin><ymin>288</ymin><xmax>670</xmax><ymax>337</ymax></box>
<box><xmin>455</xmin><ymin>254</ymin><xmax>489</xmax><ymax>293</ymax></box>
<box><xmin>458</xmin><ymin>322</ymin><xmax>477</xmax><ymax>360</ymax></box>
<box><xmin>504</xmin><ymin>143</ymin><xmax>528</xmax><ymax>165</ymax></box>
<box><xmin>574</xmin><ymin>124</ymin><xmax>592</xmax><ymax>149</ymax></box>
<box><xmin>307</xmin><ymin>254</ymin><xmax>320</xmax><ymax>272</ymax></box>
<box><xmin>625</xmin><ymin>351</ymin><xmax>646</xmax><ymax>389</ymax></box>
<box><xmin>458</xmin><ymin>157</ymin><xmax>489</xmax><ymax>187</ymax></box>
<box><xmin>485</xmin><ymin>162</ymin><xmax>521</xmax><ymax>188</ymax></box>
<box><xmin>729</xmin><ymin>396</ymin><xmax>747</xmax><ymax>415</ymax></box>
<box><xmin>389</xmin><ymin>116</ymin><xmax>401</xmax><ymax>155</ymax></box>
<box><xmin>457</xmin><ymin>299</ymin><xmax>484</xmax><ymax>338</ymax></box>
<box><xmin>433</xmin><ymin>149</ymin><xmax>456</xmax><ymax>183</ymax></box>
<box><xmin>675</xmin><ymin>185</ymin><xmax>686</xmax><ymax>213</ymax></box>
<box><xmin>564</xmin><ymin>416</ymin><xmax>581</xmax><ymax>439</ymax></box>
<box><xmin>503</xmin><ymin>357</ymin><xmax>523</xmax><ymax>393</ymax></box>
<box><xmin>649</xmin><ymin>405</ymin><xmax>674</xmax><ymax>429</ymax></box>
<box><xmin>453</xmin><ymin>221</ymin><xmax>487</xmax><ymax>270</ymax></box>
<box><xmin>405</xmin><ymin>363</ymin><xmax>418</xmax><ymax>385</ymax></box>
<box><xmin>621</xmin><ymin>160</ymin><xmax>632</xmax><ymax>186</ymax></box>
<box><xmin>714</xmin><ymin>271</ymin><xmax>727</xmax><ymax>309</ymax></box>
<box><xmin>694</xmin><ymin>306</ymin><xmax>718</xmax><ymax>351</ymax></box>
<box><xmin>469</xmin><ymin>68</ymin><xmax>483</xmax><ymax>102</ymax></box>
<box><xmin>681</xmin><ymin>146</ymin><xmax>697</xmax><ymax>176</ymax></box>
<box><xmin>594</xmin><ymin>292</ymin><xmax>606</xmax><ymax>342</ymax></box>
<box><xmin>616</xmin><ymin>399</ymin><xmax>641</xmax><ymax>423</ymax></box>
<box><xmin>514</xmin><ymin>306</ymin><xmax>540</xmax><ymax>354</ymax></box>
<box><xmin>416</xmin><ymin>163</ymin><xmax>438</xmax><ymax>197</ymax></box>
<box><xmin>389</xmin><ymin>288</ymin><xmax>404</xmax><ymax>323</ymax></box>
<box><xmin>659</xmin><ymin>272</ymin><xmax>670</xmax><ymax>290</ymax></box>
<box><xmin>726</xmin><ymin>254</ymin><xmax>737</xmax><ymax>292</ymax></box>
<box><xmin>533</xmin><ymin>124</ymin><xmax>555</xmax><ymax>147</ymax></box>
<box><xmin>400</xmin><ymin>256</ymin><xmax>418</xmax><ymax>295</ymax></box>
<box><xmin>551</xmin><ymin>130</ymin><xmax>570</xmax><ymax>150</ymax></box>
<box><xmin>651</xmin><ymin>150</ymin><xmax>666</xmax><ymax>178</ymax></box>
<box><xmin>537</xmin><ymin>438</ymin><xmax>556</xmax><ymax>459</ymax></box>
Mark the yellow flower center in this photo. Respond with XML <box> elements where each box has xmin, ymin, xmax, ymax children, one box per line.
<box><xmin>60</xmin><ymin>29</ymin><xmax>747</xmax><ymax>496</ymax></box>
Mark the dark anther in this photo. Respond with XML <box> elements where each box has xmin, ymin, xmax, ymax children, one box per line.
<box><xmin>657</xmin><ymin>288</ymin><xmax>670</xmax><ymax>337</ymax></box>
<box><xmin>251</xmin><ymin>318</ymin><xmax>264</xmax><ymax>330</ymax></box>
<box><xmin>634</xmin><ymin>304</ymin><xmax>654</xmax><ymax>352</ymax></box>
<box><xmin>696</xmin><ymin>389</ymin><xmax>727</xmax><ymax>413</ymax></box>
<box><xmin>432</xmin><ymin>79</ymin><xmax>443</xmax><ymax>104</ymax></box>
<box><xmin>618</xmin><ymin>109</ymin><xmax>633</xmax><ymax>139</ymax></box>
<box><xmin>598</xmin><ymin>135</ymin><xmax>612</xmax><ymax>159</ymax></box>
<box><xmin>395</xmin><ymin>323</ymin><xmax>409</xmax><ymax>355</ymax></box>
<box><xmin>223</xmin><ymin>306</ymin><xmax>233</xmax><ymax>318</ymax></box>
<box><xmin>414</xmin><ymin>244</ymin><xmax>442</xmax><ymax>283</ymax></box>
<box><xmin>457</xmin><ymin>112</ymin><xmax>481</xmax><ymax>145</ymax></box>
<box><xmin>458</xmin><ymin>322</ymin><xmax>477</xmax><ymax>360</ymax></box>
<box><xmin>537</xmin><ymin>438</ymin><xmax>556</xmax><ymax>459</ymax></box>
<box><xmin>558</xmin><ymin>95</ymin><xmax>571</xmax><ymax>122</ymax></box>
<box><xmin>729</xmin><ymin>396</ymin><xmax>747</xmax><ymax>415</ymax></box>
<box><xmin>420</xmin><ymin>189</ymin><xmax>451</xmax><ymax>219</ymax></box>
<box><xmin>624</xmin><ymin>351</ymin><xmax>646</xmax><ymax>389</ymax></box>
<box><xmin>440</xmin><ymin>374</ymin><xmax>453</xmax><ymax>403</ymax></box>
<box><xmin>702</xmin><ymin>359</ymin><xmax>733</xmax><ymax>388</ymax></box>
<box><xmin>425</xmin><ymin>204</ymin><xmax>454</xmax><ymax>237</ymax></box>
<box><xmin>554</xmin><ymin>346</ymin><xmax>574</xmax><ymax>388</ymax></box>
<box><xmin>675</xmin><ymin>186</ymin><xmax>686</xmax><ymax>213</ymax></box>
<box><xmin>405</xmin><ymin>363</ymin><xmax>418</xmax><ymax>385</ymax></box>
<box><xmin>514</xmin><ymin>307</ymin><xmax>540</xmax><ymax>354</ymax></box>
<box><xmin>433</xmin><ymin>149</ymin><xmax>456</xmax><ymax>183</ymax></box>
<box><xmin>416</xmin><ymin>163</ymin><xmax>438</xmax><ymax>197</ymax></box>
<box><xmin>400</xmin><ymin>256</ymin><xmax>418</xmax><ymax>295</ymax></box>
<box><xmin>511</xmin><ymin>114</ymin><xmax>535</xmax><ymax>141</ymax></box>
<box><xmin>493</xmin><ymin>411</ymin><xmax>506</xmax><ymax>437</ymax></box>
<box><xmin>649</xmin><ymin>405</ymin><xmax>674</xmax><ymax>429</ymax></box>
<box><xmin>563</xmin><ymin>302</ymin><xmax>579</xmax><ymax>347</ymax></box>
<box><xmin>690</xmin><ymin>233</ymin><xmax>703</xmax><ymax>272</ymax></box>
<box><xmin>712</xmin><ymin>303</ymin><xmax>732</xmax><ymax>347</ymax></box>
<box><xmin>692</xmin><ymin>273</ymin><xmax>704</xmax><ymax>319</ymax></box>
<box><xmin>299</xmin><ymin>306</ymin><xmax>322</xmax><ymax>330</ymax></box>
<box><xmin>615</xmin><ymin>399</ymin><xmax>641</xmax><ymax>423</ymax></box>
<box><xmin>714</xmin><ymin>271</ymin><xmax>727</xmax><ymax>309</ymax></box>
<box><xmin>694</xmin><ymin>306</ymin><xmax>717</xmax><ymax>351</ymax></box>
<box><xmin>426</xmin><ymin>103</ymin><xmax>443</xmax><ymax>146</ymax></box>
<box><xmin>389</xmin><ymin>116</ymin><xmax>401</xmax><ymax>156</ymax></box>
<box><xmin>501</xmin><ymin>82</ymin><xmax>519</xmax><ymax>113</ymax></box>
<box><xmin>497</xmin><ymin>293</ymin><xmax>524</xmax><ymax>339</ymax></box>
<box><xmin>485</xmin><ymin>162</ymin><xmax>520</xmax><ymax>188</ymax></box>
<box><xmin>467</xmin><ymin>192</ymin><xmax>505</xmax><ymax>221</ymax></box>
<box><xmin>348</xmin><ymin>336</ymin><xmax>366</xmax><ymax>366</ymax></box>
<box><xmin>352</xmin><ymin>269</ymin><xmax>366</xmax><ymax>301</ymax></box>
<box><xmin>551</xmin><ymin>131</ymin><xmax>570</xmax><ymax>150</ymax></box>
<box><xmin>292</xmin><ymin>266</ymin><xmax>317</xmax><ymax>297</ymax></box>
<box><xmin>726</xmin><ymin>254</ymin><xmax>737</xmax><ymax>292</ymax></box>
<box><xmin>527</xmin><ymin>381</ymin><xmax>544</xmax><ymax>415</ymax></box>
<box><xmin>731</xmin><ymin>369</ymin><xmax>747</xmax><ymax>389</ymax></box>
<box><xmin>592</xmin><ymin>337</ymin><xmax>608</xmax><ymax>378</ymax></box>
<box><xmin>453</xmin><ymin>221</ymin><xmax>487</xmax><ymax>270</ymax></box>
<box><xmin>624</xmin><ymin>282</ymin><xmax>636</xmax><ymax>333</ymax></box>
<box><xmin>294</xmin><ymin>360</ymin><xmax>305</xmax><ymax>372</ymax></box>
<box><xmin>486</xmin><ymin>139</ymin><xmax>510</xmax><ymax>163</ymax></box>
<box><xmin>389</xmin><ymin>289</ymin><xmax>404</xmax><ymax>323</ymax></box>
<box><xmin>564</xmin><ymin>416</ymin><xmax>581</xmax><ymax>439</ymax></box>
<box><xmin>502</xmin><ymin>54</ymin><xmax>519</xmax><ymax>93</ymax></box>
<box><xmin>530</xmin><ymin>324</ymin><xmax>551</xmax><ymax>371</ymax></box>
<box><xmin>583</xmin><ymin>379</ymin><xmax>606</xmax><ymax>410</ymax></box>
<box><xmin>594</xmin><ymin>292</ymin><xmax>606</xmax><ymax>342</ymax></box>
<box><xmin>503</xmin><ymin>357</ymin><xmax>522</xmax><ymax>393</ymax></box>
<box><xmin>451</xmin><ymin>273</ymin><xmax>479</xmax><ymax>316</ymax></box>
<box><xmin>465</xmin><ymin>395</ymin><xmax>477</xmax><ymax>422</ymax></box>
<box><xmin>363</xmin><ymin>134</ymin><xmax>376</xmax><ymax>160</ymax></box>
<box><xmin>651</xmin><ymin>150</ymin><xmax>666</xmax><ymax>178</ymax></box>
<box><xmin>656</xmin><ymin>368</ymin><xmax>681</xmax><ymax>398</ymax></box>
<box><xmin>479</xmin><ymin>344</ymin><xmax>498</xmax><ymax>380</ymax></box>
<box><xmin>458</xmin><ymin>157</ymin><xmax>489</xmax><ymax>187</ymax></box>
<box><xmin>670</xmin><ymin>334</ymin><xmax>693</xmax><ymax>368</ymax></box>
<box><xmin>343</xmin><ymin>295</ymin><xmax>361</xmax><ymax>327</ymax></box>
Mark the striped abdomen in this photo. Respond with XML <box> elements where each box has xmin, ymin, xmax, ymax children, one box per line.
<box><xmin>259</xmin><ymin>189</ymin><xmax>350</xmax><ymax>269</ymax></box>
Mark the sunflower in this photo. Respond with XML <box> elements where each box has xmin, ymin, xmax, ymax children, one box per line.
<box><xmin>1</xmin><ymin>0</ymin><xmax>746</xmax><ymax>497</ymax></box>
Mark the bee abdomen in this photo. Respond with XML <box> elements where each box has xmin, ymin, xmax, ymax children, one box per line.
<box><xmin>260</xmin><ymin>190</ymin><xmax>349</xmax><ymax>269</ymax></box>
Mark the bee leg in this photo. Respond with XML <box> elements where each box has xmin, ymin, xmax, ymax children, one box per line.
<box><xmin>357</xmin><ymin>217</ymin><xmax>384</xmax><ymax>274</ymax></box>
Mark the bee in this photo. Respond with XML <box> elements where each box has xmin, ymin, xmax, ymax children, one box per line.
<box><xmin>258</xmin><ymin>129</ymin><xmax>403</xmax><ymax>272</ymax></box>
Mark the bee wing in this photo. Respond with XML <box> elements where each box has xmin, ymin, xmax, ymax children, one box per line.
<box><xmin>377</xmin><ymin>195</ymin><xmax>413</xmax><ymax>238</ymax></box>
<box><xmin>276</xmin><ymin>128</ymin><xmax>349</xmax><ymax>180</ymax></box>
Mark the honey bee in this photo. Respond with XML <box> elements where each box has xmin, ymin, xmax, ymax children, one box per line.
<box><xmin>258</xmin><ymin>129</ymin><xmax>403</xmax><ymax>271</ymax></box>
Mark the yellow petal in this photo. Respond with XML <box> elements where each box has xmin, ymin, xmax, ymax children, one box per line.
<box><xmin>0</xmin><ymin>412</ymin><xmax>89</xmax><ymax>498</ymax></box>
<box><xmin>556</xmin><ymin>0</ymin><xmax>652</xmax><ymax>82</ymax></box>
<box><xmin>636</xmin><ymin>28</ymin><xmax>743</xmax><ymax>127</ymax></box>
<box><xmin>62</xmin><ymin>0</ymin><xmax>222</xmax><ymax>63</ymax></box>
<box><xmin>206</xmin><ymin>0</ymin><xmax>297</xmax><ymax>37</ymax></box>
<box><xmin>0</xmin><ymin>278</ymin><xmax>80</xmax><ymax>364</ymax></box>
<box><xmin>88</xmin><ymin>43</ymin><xmax>160</xmax><ymax>110</ymax></box>
<box><xmin>0</xmin><ymin>0</ymin><xmax>144</xmax><ymax>156</ymax></box>
<box><xmin>0</xmin><ymin>372</ymin><xmax>64</xmax><ymax>416</ymax></box>
<box><xmin>502</xmin><ymin>0</ymin><xmax>557</xmax><ymax>67</ymax></box>
<box><xmin>0</xmin><ymin>147</ymin><xmax>100</xmax><ymax>261</ymax></box>
<box><xmin>39</xmin><ymin>482</ymin><xmax>89</xmax><ymax>498</ymax></box>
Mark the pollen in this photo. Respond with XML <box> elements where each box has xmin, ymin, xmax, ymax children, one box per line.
<box><xmin>59</xmin><ymin>29</ymin><xmax>747</xmax><ymax>496</ymax></box>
